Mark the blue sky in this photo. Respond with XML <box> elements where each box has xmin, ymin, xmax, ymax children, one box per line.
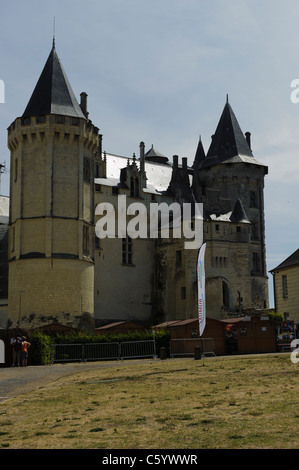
<box><xmin>1</xmin><ymin>0</ymin><xmax>299</xmax><ymax>308</ymax></box>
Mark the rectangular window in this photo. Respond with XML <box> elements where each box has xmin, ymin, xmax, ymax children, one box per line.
<box><xmin>11</xmin><ymin>226</ymin><xmax>15</xmax><ymax>252</ymax></box>
<box><xmin>282</xmin><ymin>275</ymin><xmax>288</xmax><ymax>299</ymax></box>
<box><xmin>83</xmin><ymin>225</ymin><xmax>90</xmax><ymax>255</ymax></box>
<box><xmin>250</xmin><ymin>191</ymin><xmax>258</xmax><ymax>208</ymax></box>
<box><xmin>176</xmin><ymin>250</ymin><xmax>182</xmax><ymax>267</ymax></box>
<box><xmin>122</xmin><ymin>236</ymin><xmax>133</xmax><ymax>265</ymax></box>
<box><xmin>252</xmin><ymin>252</ymin><xmax>261</xmax><ymax>272</ymax></box>
<box><xmin>14</xmin><ymin>158</ymin><xmax>18</xmax><ymax>183</ymax></box>
<box><xmin>251</xmin><ymin>223</ymin><xmax>259</xmax><ymax>240</ymax></box>
<box><xmin>181</xmin><ymin>287</ymin><xmax>186</xmax><ymax>300</ymax></box>
<box><xmin>83</xmin><ymin>157</ymin><xmax>91</xmax><ymax>183</ymax></box>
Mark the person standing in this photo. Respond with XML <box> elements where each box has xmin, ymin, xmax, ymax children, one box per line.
<box><xmin>21</xmin><ymin>336</ymin><xmax>31</xmax><ymax>367</ymax></box>
<box><xmin>10</xmin><ymin>336</ymin><xmax>22</xmax><ymax>366</ymax></box>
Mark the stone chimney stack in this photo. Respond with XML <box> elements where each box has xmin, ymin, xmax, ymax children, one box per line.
<box><xmin>80</xmin><ymin>92</ymin><xmax>89</xmax><ymax>119</ymax></box>
<box><xmin>245</xmin><ymin>131</ymin><xmax>251</xmax><ymax>150</ymax></box>
<box><xmin>173</xmin><ymin>155</ymin><xmax>178</xmax><ymax>170</ymax></box>
<box><xmin>139</xmin><ymin>141</ymin><xmax>145</xmax><ymax>173</ymax></box>
<box><xmin>182</xmin><ymin>157</ymin><xmax>188</xmax><ymax>171</ymax></box>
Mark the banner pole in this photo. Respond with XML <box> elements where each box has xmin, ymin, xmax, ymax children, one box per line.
<box><xmin>197</xmin><ymin>243</ymin><xmax>207</xmax><ymax>367</ymax></box>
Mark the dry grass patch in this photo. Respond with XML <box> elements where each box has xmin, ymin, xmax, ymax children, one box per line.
<box><xmin>0</xmin><ymin>355</ymin><xmax>298</xmax><ymax>449</ymax></box>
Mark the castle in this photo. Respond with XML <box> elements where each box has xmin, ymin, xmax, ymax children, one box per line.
<box><xmin>4</xmin><ymin>42</ymin><xmax>269</xmax><ymax>330</ymax></box>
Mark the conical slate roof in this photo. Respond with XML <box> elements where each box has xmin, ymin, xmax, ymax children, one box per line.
<box><xmin>197</xmin><ymin>98</ymin><xmax>266</xmax><ymax>171</ymax></box>
<box><xmin>207</xmin><ymin>99</ymin><xmax>253</xmax><ymax>160</ymax></box>
<box><xmin>23</xmin><ymin>41</ymin><xmax>85</xmax><ymax>119</ymax></box>
<box><xmin>192</xmin><ymin>136</ymin><xmax>205</xmax><ymax>167</ymax></box>
<box><xmin>144</xmin><ymin>145</ymin><xmax>169</xmax><ymax>164</ymax></box>
<box><xmin>230</xmin><ymin>198</ymin><xmax>250</xmax><ymax>223</ymax></box>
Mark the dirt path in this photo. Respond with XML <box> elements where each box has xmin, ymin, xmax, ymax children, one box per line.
<box><xmin>0</xmin><ymin>361</ymin><xmax>140</xmax><ymax>403</ymax></box>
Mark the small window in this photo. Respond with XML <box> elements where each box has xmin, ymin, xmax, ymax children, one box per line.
<box><xmin>130</xmin><ymin>177</ymin><xmax>135</xmax><ymax>197</ymax></box>
<box><xmin>181</xmin><ymin>287</ymin><xmax>186</xmax><ymax>300</ymax></box>
<box><xmin>252</xmin><ymin>252</ymin><xmax>261</xmax><ymax>272</ymax></box>
<box><xmin>250</xmin><ymin>191</ymin><xmax>258</xmax><ymax>208</ymax></box>
<box><xmin>251</xmin><ymin>223</ymin><xmax>259</xmax><ymax>240</ymax></box>
<box><xmin>130</xmin><ymin>176</ymin><xmax>139</xmax><ymax>197</ymax></box>
<box><xmin>84</xmin><ymin>157</ymin><xmax>91</xmax><ymax>183</ymax></box>
<box><xmin>11</xmin><ymin>226</ymin><xmax>15</xmax><ymax>252</ymax></box>
<box><xmin>14</xmin><ymin>158</ymin><xmax>18</xmax><ymax>183</ymax></box>
<box><xmin>122</xmin><ymin>236</ymin><xmax>133</xmax><ymax>265</ymax></box>
<box><xmin>55</xmin><ymin>115</ymin><xmax>65</xmax><ymax>124</ymax></box>
<box><xmin>236</xmin><ymin>226</ymin><xmax>241</xmax><ymax>233</ymax></box>
<box><xmin>215</xmin><ymin>224</ymin><xmax>219</xmax><ymax>232</ymax></box>
<box><xmin>83</xmin><ymin>225</ymin><xmax>90</xmax><ymax>255</ymax></box>
<box><xmin>71</xmin><ymin>117</ymin><xmax>79</xmax><ymax>126</ymax></box>
<box><xmin>112</xmin><ymin>186</ymin><xmax>119</xmax><ymax>195</ymax></box>
<box><xmin>282</xmin><ymin>275</ymin><xmax>288</xmax><ymax>299</ymax></box>
<box><xmin>95</xmin><ymin>183</ymin><xmax>102</xmax><ymax>192</ymax></box>
<box><xmin>176</xmin><ymin>250</ymin><xmax>182</xmax><ymax>267</ymax></box>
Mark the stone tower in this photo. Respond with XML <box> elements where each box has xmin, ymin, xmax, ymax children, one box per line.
<box><xmin>193</xmin><ymin>98</ymin><xmax>269</xmax><ymax>315</ymax></box>
<box><xmin>7</xmin><ymin>41</ymin><xmax>99</xmax><ymax>330</ymax></box>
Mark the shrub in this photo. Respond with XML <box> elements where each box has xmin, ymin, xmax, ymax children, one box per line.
<box><xmin>29</xmin><ymin>333</ymin><xmax>53</xmax><ymax>365</ymax></box>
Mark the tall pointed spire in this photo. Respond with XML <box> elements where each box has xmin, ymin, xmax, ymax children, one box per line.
<box><xmin>206</xmin><ymin>98</ymin><xmax>253</xmax><ymax>163</ymax></box>
<box><xmin>53</xmin><ymin>17</ymin><xmax>56</xmax><ymax>48</ymax></box>
<box><xmin>192</xmin><ymin>135</ymin><xmax>205</xmax><ymax>168</ymax></box>
<box><xmin>22</xmin><ymin>41</ymin><xmax>85</xmax><ymax>119</ymax></box>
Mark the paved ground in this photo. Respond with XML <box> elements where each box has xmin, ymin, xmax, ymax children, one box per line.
<box><xmin>0</xmin><ymin>361</ymin><xmax>137</xmax><ymax>403</ymax></box>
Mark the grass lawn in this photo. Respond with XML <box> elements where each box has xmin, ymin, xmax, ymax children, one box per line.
<box><xmin>0</xmin><ymin>354</ymin><xmax>298</xmax><ymax>449</ymax></box>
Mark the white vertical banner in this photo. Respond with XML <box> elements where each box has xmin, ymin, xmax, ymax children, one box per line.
<box><xmin>0</xmin><ymin>339</ymin><xmax>5</xmax><ymax>363</ymax></box>
<box><xmin>197</xmin><ymin>243</ymin><xmax>206</xmax><ymax>337</ymax></box>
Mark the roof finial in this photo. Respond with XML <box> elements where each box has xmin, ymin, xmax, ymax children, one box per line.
<box><xmin>52</xmin><ymin>17</ymin><xmax>56</xmax><ymax>48</ymax></box>
<box><xmin>226</xmin><ymin>93</ymin><xmax>229</xmax><ymax>103</ymax></box>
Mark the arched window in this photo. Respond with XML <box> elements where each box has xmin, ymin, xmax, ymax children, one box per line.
<box><xmin>222</xmin><ymin>281</ymin><xmax>230</xmax><ymax>309</ymax></box>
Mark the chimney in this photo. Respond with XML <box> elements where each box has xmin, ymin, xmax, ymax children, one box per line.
<box><xmin>173</xmin><ymin>155</ymin><xmax>178</xmax><ymax>170</ymax></box>
<box><xmin>139</xmin><ymin>141</ymin><xmax>145</xmax><ymax>173</ymax></box>
<box><xmin>182</xmin><ymin>157</ymin><xmax>188</xmax><ymax>171</ymax></box>
<box><xmin>80</xmin><ymin>92</ymin><xmax>89</xmax><ymax>119</ymax></box>
<box><xmin>245</xmin><ymin>132</ymin><xmax>251</xmax><ymax>150</ymax></box>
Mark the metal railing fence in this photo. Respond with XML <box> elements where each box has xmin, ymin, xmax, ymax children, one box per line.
<box><xmin>170</xmin><ymin>338</ymin><xmax>215</xmax><ymax>358</ymax></box>
<box><xmin>50</xmin><ymin>340</ymin><xmax>157</xmax><ymax>363</ymax></box>
<box><xmin>120</xmin><ymin>340</ymin><xmax>156</xmax><ymax>359</ymax></box>
<box><xmin>84</xmin><ymin>342</ymin><xmax>120</xmax><ymax>361</ymax></box>
<box><xmin>50</xmin><ymin>343</ymin><xmax>83</xmax><ymax>363</ymax></box>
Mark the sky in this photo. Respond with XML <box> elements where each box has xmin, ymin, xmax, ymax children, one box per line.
<box><xmin>0</xmin><ymin>0</ymin><xmax>299</xmax><ymax>308</ymax></box>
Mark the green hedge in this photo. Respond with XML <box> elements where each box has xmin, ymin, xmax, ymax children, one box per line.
<box><xmin>52</xmin><ymin>329</ymin><xmax>170</xmax><ymax>356</ymax></box>
<box><xmin>1</xmin><ymin>329</ymin><xmax>171</xmax><ymax>366</ymax></box>
<box><xmin>29</xmin><ymin>333</ymin><xmax>53</xmax><ymax>365</ymax></box>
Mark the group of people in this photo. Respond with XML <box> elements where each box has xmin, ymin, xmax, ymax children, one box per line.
<box><xmin>10</xmin><ymin>336</ymin><xmax>31</xmax><ymax>367</ymax></box>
